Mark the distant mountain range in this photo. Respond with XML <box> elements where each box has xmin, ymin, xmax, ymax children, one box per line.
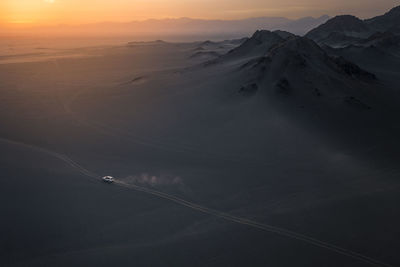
<box><xmin>4</xmin><ymin>15</ymin><xmax>330</xmax><ymax>39</ymax></box>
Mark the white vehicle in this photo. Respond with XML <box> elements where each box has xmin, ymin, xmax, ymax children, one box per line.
<box><xmin>102</xmin><ymin>176</ymin><xmax>114</xmax><ymax>183</ymax></box>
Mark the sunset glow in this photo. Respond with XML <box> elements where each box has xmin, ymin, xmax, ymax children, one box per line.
<box><xmin>1</xmin><ymin>0</ymin><xmax>399</xmax><ymax>27</ymax></box>
<box><xmin>1</xmin><ymin>0</ymin><xmax>400</xmax><ymax>265</ymax></box>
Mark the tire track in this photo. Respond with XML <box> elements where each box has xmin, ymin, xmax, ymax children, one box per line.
<box><xmin>0</xmin><ymin>137</ymin><xmax>98</xmax><ymax>179</ymax></box>
<box><xmin>115</xmin><ymin>180</ymin><xmax>393</xmax><ymax>267</ymax></box>
<box><xmin>0</xmin><ymin>136</ymin><xmax>395</xmax><ymax>267</ymax></box>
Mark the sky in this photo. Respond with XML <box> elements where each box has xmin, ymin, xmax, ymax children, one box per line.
<box><xmin>1</xmin><ymin>0</ymin><xmax>399</xmax><ymax>26</ymax></box>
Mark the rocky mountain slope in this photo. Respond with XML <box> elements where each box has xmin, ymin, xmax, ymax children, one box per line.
<box><xmin>305</xmin><ymin>6</ymin><xmax>400</xmax><ymax>47</ymax></box>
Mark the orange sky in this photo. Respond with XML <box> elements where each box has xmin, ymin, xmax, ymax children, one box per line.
<box><xmin>1</xmin><ymin>0</ymin><xmax>399</xmax><ymax>27</ymax></box>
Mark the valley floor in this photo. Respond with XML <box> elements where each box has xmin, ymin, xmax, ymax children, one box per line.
<box><xmin>1</xmin><ymin>41</ymin><xmax>400</xmax><ymax>267</ymax></box>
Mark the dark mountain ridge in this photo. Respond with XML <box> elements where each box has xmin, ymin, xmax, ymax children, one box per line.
<box><xmin>305</xmin><ymin>5</ymin><xmax>400</xmax><ymax>47</ymax></box>
<box><xmin>365</xmin><ymin>5</ymin><xmax>400</xmax><ymax>32</ymax></box>
<box><xmin>215</xmin><ymin>34</ymin><xmax>377</xmax><ymax>113</ymax></box>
